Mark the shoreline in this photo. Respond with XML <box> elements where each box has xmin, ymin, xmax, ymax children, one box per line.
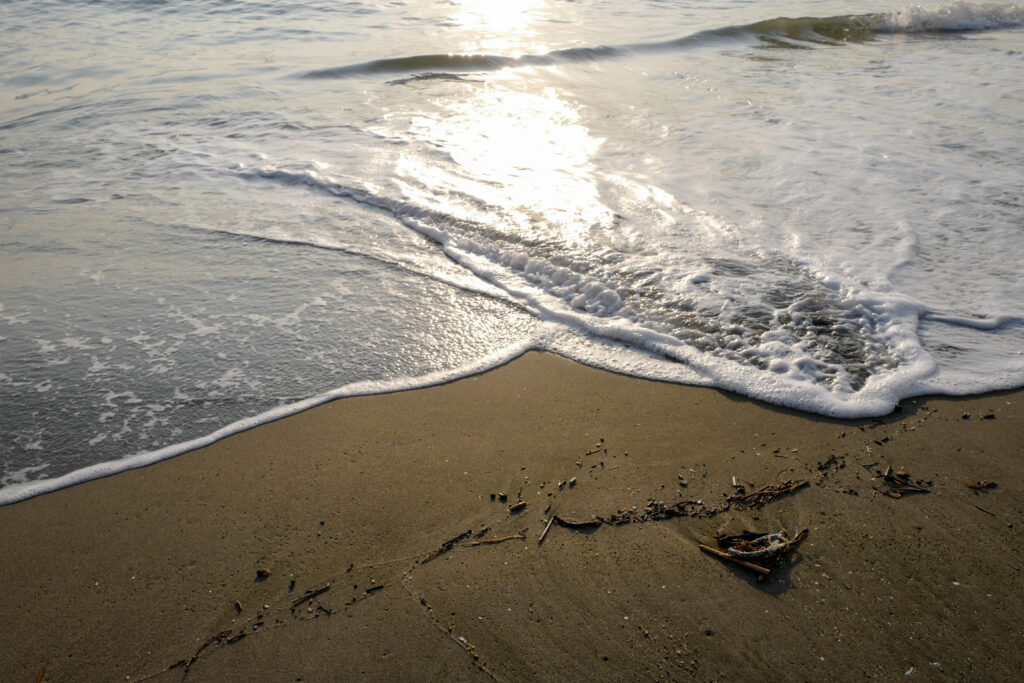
<box><xmin>0</xmin><ymin>343</ymin><xmax>538</xmax><ymax>507</ymax></box>
<box><xmin>5</xmin><ymin>342</ymin><xmax>1020</xmax><ymax>508</ymax></box>
<box><xmin>1</xmin><ymin>351</ymin><xmax>1022</xmax><ymax>681</ymax></box>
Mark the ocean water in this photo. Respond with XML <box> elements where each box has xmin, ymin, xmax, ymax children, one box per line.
<box><xmin>2</xmin><ymin>1</ymin><xmax>1022</xmax><ymax>503</ymax></box>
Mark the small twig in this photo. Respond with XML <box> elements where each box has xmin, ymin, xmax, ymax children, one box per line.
<box><xmin>971</xmin><ymin>503</ymin><xmax>997</xmax><ymax>517</ymax></box>
<box><xmin>538</xmin><ymin>516</ymin><xmax>555</xmax><ymax>546</ymax></box>
<box><xmin>422</xmin><ymin>530</ymin><xmax>473</xmax><ymax>564</ymax></box>
<box><xmin>785</xmin><ymin>528</ymin><xmax>809</xmax><ymax>551</ymax></box>
<box><xmin>728</xmin><ymin>479</ymin><xmax>808</xmax><ymax>507</ymax></box>
<box><xmin>698</xmin><ymin>545</ymin><xmax>772</xmax><ymax>576</ymax></box>
<box><xmin>876</xmin><ymin>468</ymin><xmax>930</xmax><ymax>497</ymax></box>
<box><xmin>470</xmin><ymin>534</ymin><xmax>526</xmax><ymax>546</ymax></box>
<box><xmin>183</xmin><ymin>630</ymin><xmax>232</xmax><ymax>670</ymax></box>
<box><xmin>553</xmin><ymin>515</ymin><xmax>601</xmax><ymax>529</ymax></box>
<box><xmin>291</xmin><ymin>584</ymin><xmax>331</xmax><ymax>609</ymax></box>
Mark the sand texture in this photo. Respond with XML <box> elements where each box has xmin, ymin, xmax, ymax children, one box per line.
<box><xmin>1</xmin><ymin>352</ymin><xmax>1022</xmax><ymax>681</ymax></box>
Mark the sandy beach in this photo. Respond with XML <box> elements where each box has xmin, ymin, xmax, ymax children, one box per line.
<box><xmin>1</xmin><ymin>351</ymin><xmax>1021</xmax><ymax>681</ymax></box>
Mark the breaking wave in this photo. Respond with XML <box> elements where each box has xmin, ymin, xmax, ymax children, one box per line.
<box><xmin>302</xmin><ymin>3</ymin><xmax>1024</xmax><ymax>79</ymax></box>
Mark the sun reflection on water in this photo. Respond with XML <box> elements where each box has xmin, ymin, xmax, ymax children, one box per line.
<box><xmin>395</xmin><ymin>75</ymin><xmax>610</xmax><ymax>247</ymax></box>
<box><xmin>451</xmin><ymin>0</ymin><xmax>547</xmax><ymax>55</ymax></box>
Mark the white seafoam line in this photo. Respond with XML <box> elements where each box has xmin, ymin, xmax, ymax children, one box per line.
<box><xmin>0</xmin><ymin>339</ymin><xmax>540</xmax><ymax>506</ymax></box>
<box><xmin>242</xmin><ymin>164</ymin><xmax>947</xmax><ymax>418</ymax></box>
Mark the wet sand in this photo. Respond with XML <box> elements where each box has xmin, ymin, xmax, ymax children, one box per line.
<box><xmin>1</xmin><ymin>352</ymin><xmax>1022</xmax><ymax>681</ymax></box>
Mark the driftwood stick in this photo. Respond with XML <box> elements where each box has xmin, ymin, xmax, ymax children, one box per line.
<box><xmin>538</xmin><ymin>516</ymin><xmax>555</xmax><ymax>546</ymax></box>
<box><xmin>470</xmin><ymin>534</ymin><xmax>527</xmax><ymax>546</ymax></box>
<box><xmin>553</xmin><ymin>515</ymin><xmax>601</xmax><ymax>529</ymax></box>
<box><xmin>422</xmin><ymin>530</ymin><xmax>473</xmax><ymax>564</ymax></box>
<box><xmin>291</xmin><ymin>584</ymin><xmax>331</xmax><ymax>609</ymax></box>
<box><xmin>698</xmin><ymin>544</ymin><xmax>772</xmax><ymax>576</ymax></box>
<box><xmin>728</xmin><ymin>479</ymin><xmax>808</xmax><ymax>507</ymax></box>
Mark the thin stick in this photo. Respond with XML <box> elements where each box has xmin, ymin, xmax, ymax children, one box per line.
<box><xmin>698</xmin><ymin>544</ymin><xmax>772</xmax><ymax>576</ymax></box>
<box><xmin>538</xmin><ymin>516</ymin><xmax>555</xmax><ymax>546</ymax></box>
<box><xmin>422</xmin><ymin>530</ymin><xmax>473</xmax><ymax>563</ymax></box>
<box><xmin>971</xmin><ymin>503</ymin><xmax>996</xmax><ymax>517</ymax></box>
<box><xmin>553</xmin><ymin>515</ymin><xmax>601</xmax><ymax>529</ymax></box>
<box><xmin>470</xmin><ymin>534</ymin><xmax>526</xmax><ymax>546</ymax></box>
<box><xmin>184</xmin><ymin>630</ymin><xmax>231</xmax><ymax>669</ymax></box>
<box><xmin>291</xmin><ymin>584</ymin><xmax>331</xmax><ymax>609</ymax></box>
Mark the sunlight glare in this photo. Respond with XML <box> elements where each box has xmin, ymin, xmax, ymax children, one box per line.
<box><xmin>452</xmin><ymin>0</ymin><xmax>546</xmax><ymax>54</ymax></box>
<box><xmin>395</xmin><ymin>79</ymin><xmax>610</xmax><ymax>247</ymax></box>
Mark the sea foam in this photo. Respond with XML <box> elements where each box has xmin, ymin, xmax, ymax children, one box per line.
<box><xmin>884</xmin><ymin>2</ymin><xmax>1024</xmax><ymax>32</ymax></box>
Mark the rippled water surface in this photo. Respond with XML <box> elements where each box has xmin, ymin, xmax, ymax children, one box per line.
<box><xmin>2</xmin><ymin>1</ymin><xmax>1023</xmax><ymax>502</ymax></box>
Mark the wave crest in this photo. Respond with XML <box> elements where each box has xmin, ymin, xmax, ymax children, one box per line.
<box><xmin>883</xmin><ymin>2</ymin><xmax>1024</xmax><ymax>32</ymax></box>
<box><xmin>300</xmin><ymin>3</ymin><xmax>1024</xmax><ymax>79</ymax></box>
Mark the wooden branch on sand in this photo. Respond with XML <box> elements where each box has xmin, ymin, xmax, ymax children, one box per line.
<box><xmin>291</xmin><ymin>583</ymin><xmax>331</xmax><ymax>609</ymax></box>
<box><xmin>538</xmin><ymin>516</ymin><xmax>555</xmax><ymax>546</ymax></box>
<box><xmin>421</xmin><ymin>529</ymin><xmax>473</xmax><ymax>564</ymax></box>
<box><xmin>698</xmin><ymin>545</ymin><xmax>772</xmax><ymax>575</ymax></box>
<box><xmin>470</xmin><ymin>534</ymin><xmax>526</xmax><ymax>546</ymax></box>
<box><xmin>728</xmin><ymin>480</ymin><xmax>808</xmax><ymax>508</ymax></box>
<box><xmin>875</xmin><ymin>467</ymin><xmax>931</xmax><ymax>498</ymax></box>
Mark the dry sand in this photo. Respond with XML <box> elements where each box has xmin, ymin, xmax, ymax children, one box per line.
<box><xmin>1</xmin><ymin>352</ymin><xmax>1022</xmax><ymax>681</ymax></box>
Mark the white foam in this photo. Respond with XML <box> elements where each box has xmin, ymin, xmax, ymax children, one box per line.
<box><xmin>35</xmin><ymin>338</ymin><xmax>58</xmax><ymax>354</ymax></box>
<box><xmin>234</xmin><ymin>162</ymin><xmax>958</xmax><ymax>420</ymax></box>
<box><xmin>925</xmin><ymin>312</ymin><xmax>1022</xmax><ymax>330</ymax></box>
<box><xmin>0</xmin><ymin>464</ymin><xmax>50</xmax><ymax>488</ymax></box>
<box><xmin>882</xmin><ymin>2</ymin><xmax>1024</xmax><ymax>32</ymax></box>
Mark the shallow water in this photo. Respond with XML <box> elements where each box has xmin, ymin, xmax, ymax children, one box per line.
<box><xmin>2</xmin><ymin>1</ymin><xmax>1022</xmax><ymax>502</ymax></box>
